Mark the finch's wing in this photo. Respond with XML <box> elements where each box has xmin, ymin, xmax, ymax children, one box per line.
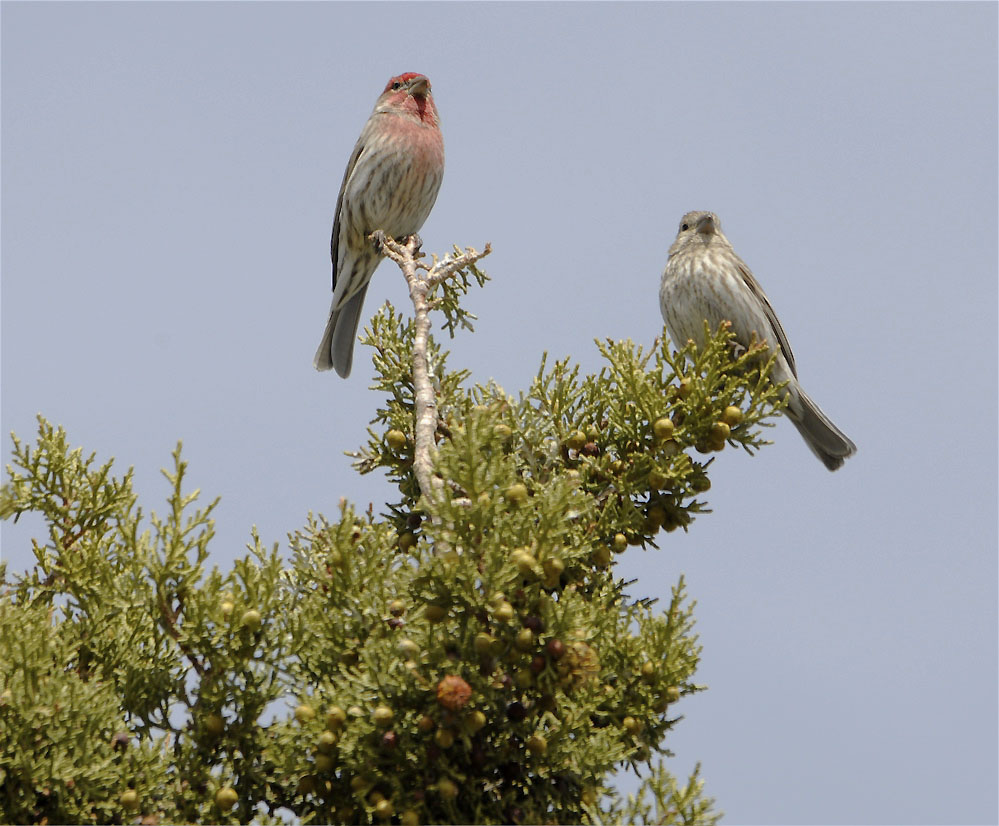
<box><xmin>330</xmin><ymin>134</ymin><xmax>369</xmax><ymax>291</ymax></box>
<box><xmin>736</xmin><ymin>260</ymin><xmax>798</xmax><ymax>378</ymax></box>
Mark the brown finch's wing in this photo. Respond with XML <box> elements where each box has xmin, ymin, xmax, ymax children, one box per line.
<box><xmin>735</xmin><ymin>260</ymin><xmax>798</xmax><ymax>378</ymax></box>
<box><xmin>329</xmin><ymin>134</ymin><xmax>368</xmax><ymax>291</ymax></box>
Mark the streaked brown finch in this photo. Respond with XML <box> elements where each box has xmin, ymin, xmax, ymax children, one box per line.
<box><xmin>314</xmin><ymin>73</ymin><xmax>444</xmax><ymax>377</ymax></box>
<box><xmin>660</xmin><ymin>211</ymin><xmax>856</xmax><ymax>470</ymax></box>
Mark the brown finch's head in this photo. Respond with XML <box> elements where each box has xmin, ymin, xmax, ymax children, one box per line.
<box><xmin>669</xmin><ymin>211</ymin><xmax>728</xmax><ymax>256</ymax></box>
<box><xmin>377</xmin><ymin>72</ymin><xmax>439</xmax><ymax>127</ymax></box>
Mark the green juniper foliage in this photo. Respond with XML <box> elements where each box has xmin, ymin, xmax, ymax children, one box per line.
<box><xmin>1</xmin><ymin>243</ymin><xmax>782</xmax><ymax>825</ymax></box>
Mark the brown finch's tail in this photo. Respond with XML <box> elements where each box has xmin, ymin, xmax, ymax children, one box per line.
<box><xmin>313</xmin><ymin>299</ymin><xmax>339</xmax><ymax>373</ymax></box>
<box><xmin>786</xmin><ymin>387</ymin><xmax>857</xmax><ymax>471</ymax></box>
<box><xmin>313</xmin><ymin>285</ymin><xmax>370</xmax><ymax>378</ymax></box>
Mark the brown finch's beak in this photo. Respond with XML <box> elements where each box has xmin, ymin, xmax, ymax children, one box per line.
<box><xmin>407</xmin><ymin>76</ymin><xmax>430</xmax><ymax>96</ymax></box>
<box><xmin>696</xmin><ymin>215</ymin><xmax>716</xmax><ymax>236</ymax></box>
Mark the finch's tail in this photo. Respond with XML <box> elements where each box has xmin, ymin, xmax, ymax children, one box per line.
<box><xmin>313</xmin><ymin>299</ymin><xmax>338</xmax><ymax>373</ymax></box>
<box><xmin>313</xmin><ymin>285</ymin><xmax>370</xmax><ymax>378</ymax></box>
<box><xmin>786</xmin><ymin>386</ymin><xmax>857</xmax><ymax>471</ymax></box>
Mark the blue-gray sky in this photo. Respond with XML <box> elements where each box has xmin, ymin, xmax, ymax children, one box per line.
<box><xmin>2</xmin><ymin>3</ymin><xmax>996</xmax><ymax>823</ymax></box>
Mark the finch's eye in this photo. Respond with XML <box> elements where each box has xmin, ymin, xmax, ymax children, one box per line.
<box><xmin>392</xmin><ymin>81</ymin><xmax>401</xmax><ymax>90</ymax></box>
<box><xmin>681</xmin><ymin>223</ymin><xmax>689</xmax><ymax>231</ymax></box>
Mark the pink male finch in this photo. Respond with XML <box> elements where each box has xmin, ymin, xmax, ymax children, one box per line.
<box><xmin>660</xmin><ymin>211</ymin><xmax>856</xmax><ymax>470</ymax></box>
<box><xmin>314</xmin><ymin>72</ymin><xmax>444</xmax><ymax>377</ymax></box>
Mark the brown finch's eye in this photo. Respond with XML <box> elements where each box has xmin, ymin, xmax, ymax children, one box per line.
<box><xmin>681</xmin><ymin>223</ymin><xmax>689</xmax><ymax>231</ymax></box>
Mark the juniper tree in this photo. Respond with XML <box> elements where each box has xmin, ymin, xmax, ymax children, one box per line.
<box><xmin>0</xmin><ymin>238</ymin><xmax>783</xmax><ymax>825</ymax></box>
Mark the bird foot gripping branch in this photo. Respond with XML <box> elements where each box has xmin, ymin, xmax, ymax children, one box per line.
<box><xmin>374</xmin><ymin>232</ymin><xmax>491</xmax><ymax>513</ymax></box>
<box><xmin>369</xmin><ymin>229</ymin><xmax>423</xmax><ymax>256</ymax></box>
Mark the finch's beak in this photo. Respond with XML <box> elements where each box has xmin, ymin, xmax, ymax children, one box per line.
<box><xmin>696</xmin><ymin>215</ymin><xmax>716</xmax><ymax>236</ymax></box>
<box><xmin>407</xmin><ymin>76</ymin><xmax>430</xmax><ymax>96</ymax></box>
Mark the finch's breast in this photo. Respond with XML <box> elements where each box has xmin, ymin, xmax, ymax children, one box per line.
<box><xmin>341</xmin><ymin>117</ymin><xmax>443</xmax><ymax>253</ymax></box>
<box><xmin>662</xmin><ymin>247</ymin><xmax>773</xmax><ymax>353</ymax></box>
